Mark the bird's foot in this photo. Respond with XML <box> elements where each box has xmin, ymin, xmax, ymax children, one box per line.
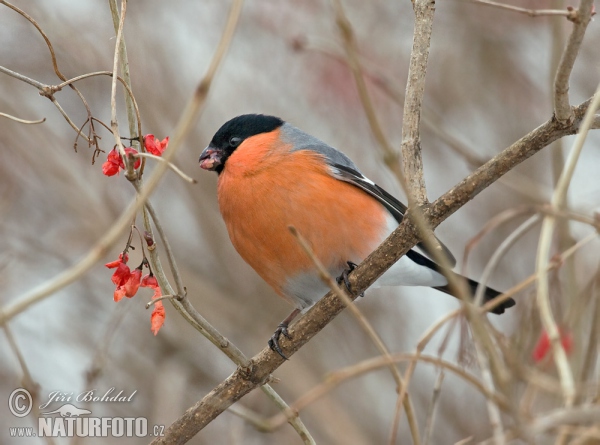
<box><xmin>268</xmin><ymin>322</ymin><xmax>292</xmax><ymax>360</ymax></box>
<box><xmin>337</xmin><ymin>261</ymin><xmax>364</xmax><ymax>298</ymax></box>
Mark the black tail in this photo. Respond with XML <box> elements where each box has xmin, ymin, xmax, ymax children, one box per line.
<box><xmin>405</xmin><ymin>250</ymin><xmax>515</xmax><ymax>315</ymax></box>
<box><xmin>433</xmin><ymin>277</ymin><xmax>515</xmax><ymax>315</ymax></box>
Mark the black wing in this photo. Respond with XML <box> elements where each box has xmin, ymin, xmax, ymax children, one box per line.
<box><xmin>329</xmin><ymin>163</ymin><xmax>457</xmax><ymax>267</ymax></box>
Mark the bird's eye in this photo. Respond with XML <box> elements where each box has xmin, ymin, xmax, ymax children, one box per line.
<box><xmin>229</xmin><ymin>136</ymin><xmax>242</xmax><ymax>147</ymax></box>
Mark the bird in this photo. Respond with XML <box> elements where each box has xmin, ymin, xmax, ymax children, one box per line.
<box><xmin>199</xmin><ymin>114</ymin><xmax>515</xmax><ymax>359</ymax></box>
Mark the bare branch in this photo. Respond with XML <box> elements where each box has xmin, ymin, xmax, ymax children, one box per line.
<box><xmin>108</xmin><ymin>0</ymin><xmax>139</xmax><ymax>146</ymax></box>
<box><xmin>108</xmin><ymin>0</ymin><xmax>130</xmax><ymax>175</ymax></box>
<box><xmin>401</xmin><ymin>0</ymin><xmax>435</xmax><ymax>205</ymax></box>
<box><xmin>0</xmin><ymin>0</ymin><xmax>98</xmax><ymax>140</ymax></box>
<box><xmin>465</xmin><ymin>0</ymin><xmax>579</xmax><ymax>18</ymax></box>
<box><xmin>535</xmin><ymin>80</ymin><xmax>600</xmax><ymax>407</ymax></box>
<box><xmin>553</xmin><ymin>0</ymin><xmax>595</xmax><ymax>123</ymax></box>
<box><xmin>0</xmin><ymin>112</ymin><xmax>45</xmax><ymax>124</ymax></box>
<box><xmin>0</xmin><ymin>65</ymin><xmax>46</xmax><ymax>89</ymax></box>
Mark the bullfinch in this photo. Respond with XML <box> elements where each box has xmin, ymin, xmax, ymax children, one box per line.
<box><xmin>200</xmin><ymin>114</ymin><xmax>515</xmax><ymax>358</ymax></box>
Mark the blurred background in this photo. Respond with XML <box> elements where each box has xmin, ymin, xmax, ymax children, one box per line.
<box><xmin>1</xmin><ymin>0</ymin><xmax>599</xmax><ymax>443</ymax></box>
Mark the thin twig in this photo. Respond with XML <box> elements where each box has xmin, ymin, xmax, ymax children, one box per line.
<box><xmin>531</xmin><ymin>405</ymin><xmax>600</xmax><ymax>434</ymax></box>
<box><xmin>400</xmin><ymin>0</ymin><xmax>435</xmax><ymax>205</ymax></box>
<box><xmin>145</xmin><ymin>294</ymin><xmax>176</xmax><ymax>308</ymax></box>
<box><xmin>71</xmin><ymin>306</ymin><xmax>130</xmax><ymax>445</ymax></box>
<box><xmin>108</xmin><ymin>0</ymin><xmax>130</xmax><ymax>174</ymax></box>
<box><xmin>295</xmin><ymin>39</ymin><xmax>550</xmax><ymax>203</ymax></box>
<box><xmin>473</xmin><ymin>215</ymin><xmax>541</xmax><ymax>307</ymax></box>
<box><xmin>108</xmin><ymin>0</ymin><xmax>138</xmax><ymax>148</ymax></box>
<box><xmin>465</xmin><ymin>0</ymin><xmax>579</xmax><ymax>18</ymax></box>
<box><xmin>2</xmin><ymin>325</ymin><xmax>56</xmax><ymax>445</ymax></box>
<box><xmin>536</xmin><ymin>81</ymin><xmax>600</xmax><ymax>407</ymax></box>
<box><xmin>52</xmin><ymin>71</ymin><xmax>142</xmax><ymax>140</ymax></box>
<box><xmin>266</xmin><ymin>353</ymin><xmax>510</xmax><ymax>430</ymax></box>
<box><xmin>0</xmin><ymin>112</ymin><xmax>45</xmax><ymax>124</ymax></box>
<box><xmin>0</xmin><ymin>0</ymin><xmax>96</xmax><ymax>141</ymax></box>
<box><xmin>331</xmin><ymin>0</ymin><xmax>406</xmax><ymax>189</ymax></box>
<box><xmin>134</xmin><ymin>153</ymin><xmax>197</xmax><ymax>184</ymax></box>
<box><xmin>553</xmin><ymin>0</ymin><xmax>595</xmax><ymax>123</ymax></box>
<box><xmin>423</xmin><ymin>371</ymin><xmax>445</xmax><ymax>445</ymax></box>
<box><xmin>288</xmin><ymin>226</ymin><xmax>421</xmax><ymax>445</ymax></box>
<box><xmin>0</xmin><ymin>64</ymin><xmax>45</xmax><ymax>88</ymax></box>
<box><xmin>475</xmin><ymin>341</ymin><xmax>506</xmax><ymax>445</ymax></box>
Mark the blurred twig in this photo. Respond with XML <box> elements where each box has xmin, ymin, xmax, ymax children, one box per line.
<box><xmin>0</xmin><ymin>112</ymin><xmax>45</xmax><ymax>124</ymax></box>
<box><xmin>2</xmin><ymin>324</ymin><xmax>55</xmax><ymax>445</ymax></box>
<box><xmin>288</xmin><ymin>226</ymin><xmax>421</xmax><ymax>445</ymax></box>
<box><xmin>473</xmin><ymin>215</ymin><xmax>541</xmax><ymax>307</ymax></box>
<box><xmin>464</xmin><ymin>0</ymin><xmax>580</xmax><ymax>18</ymax></box>
<box><xmin>266</xmin><ymin>352</ymin><xmax>510</xmax><ymax>430</ymax></box>
<box><xmin>422</xmin><ymin>370</ymin><xmax>444</xmax><ymax>445</ymax></box>
<box><xmin>134</xmin><ymin>153</ymin><xmax>197</xmax><ymax>184</ymax></box>
<box><xmin>536</xmin><ymin>81</ymin><xmax>600</xmax><ymax>409</ymax></box>
<box><xmin>294</xmin><ymin>38</ymin><xmax>550</xmax><ymax>203</ymax></box>
<box><xmin>331</xmin><ymin>0</ymin><xmax>406</xmax><ymax>188</ymax></box>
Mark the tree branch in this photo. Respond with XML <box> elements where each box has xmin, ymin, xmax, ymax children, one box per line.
<box><xmin>401</xmin><ymin>0</ymin><xmax>435</xmax><ymax>205</ymax></box>
<box><xmin>553</xmin><ymin>0</ymin><xmax>595</xmax><ymax>123</ymax></box>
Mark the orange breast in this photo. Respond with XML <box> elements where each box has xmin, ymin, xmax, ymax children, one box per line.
<box><xmin>217</xmin><ymin>132</ymin><xmax>388</xmax><ymax>303</ymax></box>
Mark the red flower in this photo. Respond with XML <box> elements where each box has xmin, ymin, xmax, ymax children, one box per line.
<box><xmin>102</xmin><ymin>149</ymin><xmax>124</xmax><ymax>176</ymax></box>
<box><xmin>124</xmin><ymin>147</ymin><xmax>141</xmax><ymax>170</ymax></box>
<box><xmin>114</xmin><ymin>286</ymin><xmax>127</xmax><ymax>302</ymax></box>
<box><xmin>112</xmin><ymin>263</ymin><xmax>131</xmax><ymax>302</ymax></box>
<box><xmin>111</xmin><ymin>262</ymin><xmax>131</xmax><ymax>286</ymax></box>
<box><xmin>105</xmin><ymin>252</ymin><xmax>129</xmax><ymax>269</ymax></box>
<box><xmin>141</xmin><ymin>274</ymin><xmax>159</xmax><ymax>289</ymax></box>
<box><xmin>150</xmin><ymin>301</ymin><xmax>166</xmax><ymax>336</ymax></box>
<box><xmin>102</xmin><ymin>148</ymin><xmax>140</xmax><ymax>176</ymax></box>
<box><xmin>105</xmin><ymin>253</ymin><xmax>144</xmax><ymax>301</ymax></box>
<box><xmin>141</xmin><ymin>274</ymin><xmax>165</xmax><ymax>335</ymax></box>
<box><xmin>532</xmin><ymin>328</ymin><xmax>573</xmax><ymax>363</ymax></box>
<box><xmin>106</xmin><ymin>252</ymin><xmax>130</xmax><ymax>301</ymax></box>
<box><xmin>124</xmin><ymin>268</ymin><xmax>142</xmax><ymax>298</ymax></box>
<box><xmin>144</xmin><ymin>134</ymin><xmax>169</xmax><ymax>156</ymax></box>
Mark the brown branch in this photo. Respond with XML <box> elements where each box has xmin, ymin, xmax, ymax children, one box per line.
<box><xmin>553</xmin><ymin>0</ymin><xmax>595</xmax><ymax>123</ymax></box>
<box><xmin>401</xmin><ymin>0</ymin><xmax>435</xmax><ymax>206</ymax></box>
<box><xmin>0</xmin><ymin>112</ymin><xmax>45</xmax><ymax>125</ymax></box>
<box><xmin>108</xmin><ymin>0</ymin><xmax>138</xmax><ymax>147</ymax></box>
<box><xmin>148</xmin><ymin>98</ymin><xmax>594</xmax><ymax>445</ymax></box>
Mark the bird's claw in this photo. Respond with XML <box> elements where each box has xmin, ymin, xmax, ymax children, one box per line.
<box><xmin>337</xmin><ymin>261</ymin><xmax>364</xmax><ymax>298</ymax></box>
<box><xmin>268</xmin><ymin>323</ymin><xmax>291</xmax><ymax>360</ymax></box>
